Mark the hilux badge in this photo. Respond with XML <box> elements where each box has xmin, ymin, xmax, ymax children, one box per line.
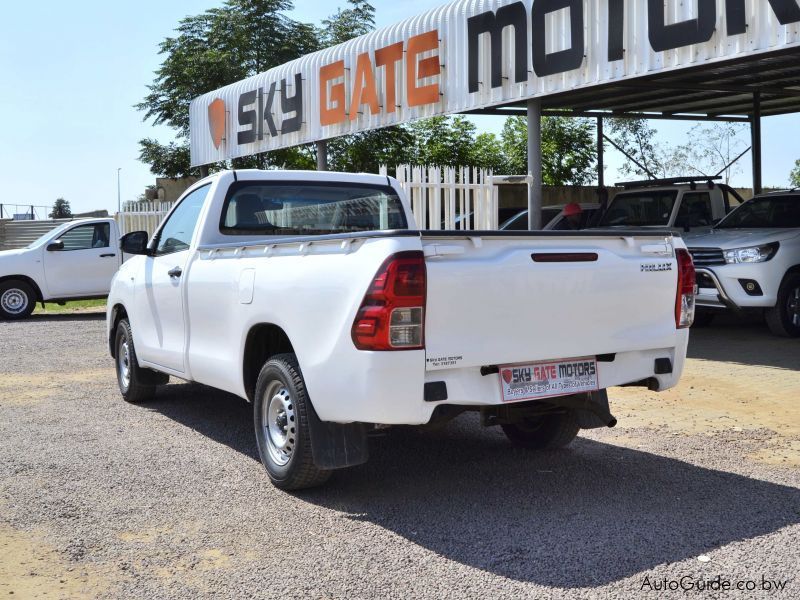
<box><xmin>641</xmin><ymin>262</ymin><xmax>673</xmax><ymax>272</ymax></box>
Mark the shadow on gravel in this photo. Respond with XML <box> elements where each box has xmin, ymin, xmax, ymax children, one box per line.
<box><xmin>22</xmin><ymin>312</ymin><xmax>106</xmax><ymax>323</ymax></box>
<box><xmin>688</xmin><ymin>312</ymin><xmax>799</xmax><ymax>370</ymax></box>
<box><xmin>143</xmin><ymin>387</ymin><xmax>800</xmax><ymax>588</ymax></box>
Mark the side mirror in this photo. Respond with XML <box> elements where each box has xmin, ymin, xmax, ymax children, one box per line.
<box><xmin>120</xmin><ymin>231</ymin><xmax>151</xmax><ymax>256</ymax></box>
<box><xmin>46</xmin><ymin>240</ymin><xmax>64</xmax><ymax>251</ymax></box>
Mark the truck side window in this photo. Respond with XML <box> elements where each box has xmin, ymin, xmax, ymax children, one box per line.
<box><xmin>57</xmin><ymin>223</ymin><xmax>110</xmax><ymax>250</ymax></box>
<box><xmin>155</xmin><ymin>185</ymin><xmax>211</xmax><ymax>256</ymax></box>
<box><xmin>675</xmin><ymin>192</ymin><xmax>713</xmax><ymax>228</ymax></box>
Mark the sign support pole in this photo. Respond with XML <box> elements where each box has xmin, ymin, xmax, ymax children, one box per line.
<box><xmin>527</xmin><ymin>99</ymin><xmax>542</xmax><ymax>230</ymax></box>
<box><xmin>316</xmin><ymin>140</ymin><xmax>328</xmax><ymax>171</ymax></box>
<box><xmin>751</xmin><ymin>92</ymin><xmax>762</xmax><ymax>195</ymax></box>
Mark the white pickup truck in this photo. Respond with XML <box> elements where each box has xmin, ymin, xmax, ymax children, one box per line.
<box><xmin>106</xmin><ymin>170</ymin><xmax>695</xmax><ymax>490</ymax></box>
<box><xmin>687</xmin><ymin>190</ymin><xmax>800</xmax><ymax>336</ymax></box>
<box><xmin>0</xmin><ymin>218</ymin><xmax>123</xmax><ymax>319</ymax></box>
<box><xmin>596</xmin><ymin>177</ymin><xmax>743</xmax><ymax>233</ymax></box>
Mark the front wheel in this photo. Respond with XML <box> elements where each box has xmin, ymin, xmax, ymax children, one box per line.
<box><xmin>0</xmin><ymin>280</ymin><xmax>36</xmax><ymax>320</ymax></box>
<box><xmin>765</xmin><ymin>273</ymin><xmax>800</xmax><ymax>337</ymax></box>
<box><xmin>502</xmin><ymin>411</ymin><xmax>580</xmax><ymax>449</ymax></box>
<box><xmin>253</xmin><ymin>354</ymin><xmax>331</xmax><ymax>490</ymax></box>
<box><xmin>115</xmin><ymin>319</ymin><xmax>156</xmax><ymax>403</ymax></box>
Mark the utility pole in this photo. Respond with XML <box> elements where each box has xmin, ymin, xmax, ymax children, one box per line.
<box><xmin>117</xmin><ymin>168</ymin><xmax>122</xmax><ymax>213</ymax></box>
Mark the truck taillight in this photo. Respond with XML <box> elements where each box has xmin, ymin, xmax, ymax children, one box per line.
<box><xmin>352</xmin><ymin>251</ymin><xmax>426</xmax><ymax>350</ymax></box>
<box><xmin>675</xmin><ymin>248</ymin><xmax>696</xmax><ymax>329</ymax></box>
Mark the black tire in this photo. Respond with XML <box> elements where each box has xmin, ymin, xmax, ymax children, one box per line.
<box><xmin>502</xmin><ymin>411</ymin><xmax>580</xmax><ymax>450</ymax></box>
<box><xmin>253</xmin><ymin>353</ymin><xmax>331</xmax><ymax>490</ymax></box>
<box><xmin>0</xmin><ymin>280</ymin><xmax>36</xmax><ymax>320</ymax></box>
<box><xmin>765</xmin><ymin>273</ymin><xmax>800</xmax><ymax>338</ymax></box>
<box><xmin>692</xmin><ymin>309</ymin><xmax>716</xmax><ymax>328</ymax></box>
<box><xmin>115</xmin><ymin>319</ymin><xmax>156</xmax><ymax>403</ymax></box>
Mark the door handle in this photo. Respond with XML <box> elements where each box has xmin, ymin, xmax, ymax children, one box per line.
<box><xmin>100</xmin><ymin>253</ymin><xmax>116</xmax><ymax>258</ymax></box>
<box><xmin>168</xmin><ymin>266</ymin><xmax>183</xmax><ymax>278</ymax></box>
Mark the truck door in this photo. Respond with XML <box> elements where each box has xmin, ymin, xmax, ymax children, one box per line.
<box><xmin>43</xmin><ymin>222</ymin><xmax>118</xmax><ymax>297</ymax></box>
<box><xmin>136</xmin><ymin>185</ymin><xmax>210</xmax><ymax>372</ymax></box>
<box><xmin>674</xmin><ymin>192</ymin><xmax>714</xmax><ymax>232</ymax></box>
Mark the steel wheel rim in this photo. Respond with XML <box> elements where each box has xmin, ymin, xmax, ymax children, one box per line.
<box><xmin>262</xmin><ymin>381</ymin><xmax>296</xmax><ymax>466</ymax></box>
<box><xmin>788</xmin><ymin>286</ymin><xmax>800</xmax><ymax>327</ymax></box>
<box><xmin>1</xmin><ymin>288</ymin><xmax>28</xmax><ymax>315</ymax></box>
<box><xmin>118</xmin><ymin>337</ymin><xmax>131</xmax><ymax>391</ymax></box>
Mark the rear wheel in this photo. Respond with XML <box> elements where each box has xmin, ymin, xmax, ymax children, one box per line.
<box><xmin>115</xmin><ymin>319</ymin><xmax>156</xmax><ymax>403</ymax></box>
<box><xmin>765</xmin><ymin>274</ymin><xmax>800</xmax><ymax>337</ymax></box>
<box><xmin>253</xmin><ymin>353</ymin><xmax>331</xmax><ymax>490</ymax></box>
<box><xmin>0</xmin><ymin>280</ymin><xmax>36</xmax><ymax>320</ymax></box>
<box><xmin>502</xmin><ymin>411</ymin><xmax>580</xmax><ymax>449</ymax></box>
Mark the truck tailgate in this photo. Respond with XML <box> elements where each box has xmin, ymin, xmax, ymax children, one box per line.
<box><xmin>423</xmin><ymin>233</ymin><xmax>680</xmax><ymax>371</ymax></box>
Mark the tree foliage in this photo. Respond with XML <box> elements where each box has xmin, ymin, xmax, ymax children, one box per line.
<box><xmin>49</xmin><ymin>198</ymin><xmax>72</xmax><ymax>219</ymax></box>
<box><xmin>137</xmin><ymin>0</ymin><xmax>320</xmax><ymax>178</ymax></box>
<box><xmin>499</xmin><ymin>116</ymin><xmax>596</xmax><ymax>184</ymax></box>
<box><xmin>607</xmin><ymin>118</ymin><xmax>663</xmax><ymax>179</ymax></box>
<box><xmin>791</xmin><ymin>159</ymin><xmax>800</xmax><ymax>188</ymax></box>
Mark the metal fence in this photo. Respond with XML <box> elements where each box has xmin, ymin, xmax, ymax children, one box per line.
<box><xmin>380</xmin><ymin>165</ymin><xmax>498</xmax><ymax>230</ymax></box>
<box><xmin>116</xmin><ymin>202</ymin><xmax>173</xmax><ymax>236</ymax></box>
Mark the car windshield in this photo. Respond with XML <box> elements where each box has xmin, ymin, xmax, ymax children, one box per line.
<box><xmin>716</xmin><ymin>195</ymin><xmax>800</xmax><ymax>229</ymax></box>
<box><xmin>598</xmin><ymin>191</ymin><xmax>678</xmax><ymax>227</ymax></box>
<box><xmin>26</xmin><ymin>222</ymin><xmax>74</xmax><ymax>248</ymax></box>
<box><xmin>220</xmin><ymin>182</ymin><xmax>407</xmax><ymax>235</ymax></box>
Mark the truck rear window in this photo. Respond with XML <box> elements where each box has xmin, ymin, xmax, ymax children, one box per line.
<box><xmin>598</xmin><ymin>191</ymin><xmax>678</xmax><ymax>227</ymax></box>
<box><xmin>220</xmin><ymin>181</ymin><xmax>408</xmax><ymax>235</ymax></box>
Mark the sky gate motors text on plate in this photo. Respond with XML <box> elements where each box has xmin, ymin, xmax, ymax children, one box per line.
<box><xmin>206</xmin><ymin>0</ymin><xmax>800</xmax><ymax>155</ymax></box>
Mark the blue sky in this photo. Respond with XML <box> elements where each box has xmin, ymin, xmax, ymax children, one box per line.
<box><xmin>1</xmin><ymin>0</ymin><xmax>797</xmax><ymax>216</ymax></box>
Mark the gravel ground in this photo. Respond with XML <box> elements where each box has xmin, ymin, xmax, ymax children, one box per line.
<box><xmin>1</xmin><ymin>312</ymin><xmax>799</xmax><ymax>599</ymax></box>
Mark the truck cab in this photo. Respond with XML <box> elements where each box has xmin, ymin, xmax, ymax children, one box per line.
<box><xmin>596</xmin><ymin>177</ymin><xmax>743</xmax><ymax>235</ymax></box>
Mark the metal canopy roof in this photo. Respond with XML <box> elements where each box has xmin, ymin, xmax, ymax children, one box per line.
<box><xmin>467</xmin><ymin>48</ymin><xmax>800</xmax><ymax>122</ymax></box>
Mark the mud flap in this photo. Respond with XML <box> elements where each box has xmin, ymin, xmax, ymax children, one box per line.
<box><xmin>305</xmin><ymin>400</ymin><xmax>369</xmax><ymax>469</ymax></box>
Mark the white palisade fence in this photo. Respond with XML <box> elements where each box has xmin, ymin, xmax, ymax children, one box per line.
<box><xmin>117</xmin><ymin>201</ymin><xmax>172</xmax><ymax>236</ymax></box>
<box><xmin>381</xmin><ymin>165</ymin><xmax>497</xmax><ymax>230</ymax></box>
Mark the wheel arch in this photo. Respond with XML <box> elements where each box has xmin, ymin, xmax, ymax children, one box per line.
<box><xmin>0</xmin><ymin>274</ymin><xmax>43</xmax><ymax>303</ymax></box>
<box><xmin>108</xmin><ymin>303</ymin><xmax>128</xmax><ymax>358</ymax></box>
<box><xmin>243</xmin><ymin>323</ymin><xmax>295</xmax><ymax>402</ymax></box>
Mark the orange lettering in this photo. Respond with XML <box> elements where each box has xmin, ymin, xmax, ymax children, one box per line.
<box><xmin>406</xmin><ymin>30</ymin><xmax>440</xmax><ymax>107</ymax></box>
<box><xmin>375</xmin><ymin>42</ymin><xmax>403</xmax><ymax>113</ymax></box>
<box><xmin>319</xmin><ymin>60</ymin><xmax>346</xmax><ymax>126</ymax></box>
<box><xmin>349</xmin><ymin>52</ymin><xmax>380</xmax><ymax>120</ymax></box>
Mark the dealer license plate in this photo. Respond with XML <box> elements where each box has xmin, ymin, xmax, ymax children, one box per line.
<box><xmin>499</xmin><ymin>357</ymin><xmax>598</xmax><ymax>403</ymax></box>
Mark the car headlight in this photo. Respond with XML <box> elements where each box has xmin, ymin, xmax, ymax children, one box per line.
<box><xmin>723</xmin><ymin>242</ymin><xmax>779</xmax><ymax>264</ymax></box>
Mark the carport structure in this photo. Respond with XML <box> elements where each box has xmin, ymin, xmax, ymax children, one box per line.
<box><xmin>189</xmin><ymin>0</ymin><xmax>800</xmax><ymax>228</ymax></box>
<box><xmin>470</xmin><ymin>46</ymin><xmax>800</xmax><ymax>205</ymax></box>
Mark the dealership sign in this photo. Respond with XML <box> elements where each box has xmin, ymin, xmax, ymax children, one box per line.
<box><xmin>190</xmin><ymin>0</ymin><xmax>800</xmax><ymax>166</ymax></box>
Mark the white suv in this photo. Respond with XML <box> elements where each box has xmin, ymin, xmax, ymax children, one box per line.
<box><xmin>687</xmin><ymin>190</ymin><xmax>800</xmax><ymax>336</ymax></box>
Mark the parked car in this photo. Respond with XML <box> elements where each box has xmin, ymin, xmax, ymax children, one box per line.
<box><xmin>687</xmin><ymin>189</ymin><xmax>800</xmax><ymax>336</ymax></box>
<box><xmin>501</xmin><ymin>204</ymin><xmax>601</xmax><ymax>231</ymax></box>
<box><xmin>595</xmin><ymin>177</ymin><xmax>743</xmax><ymax>234</ymax></box>
<box><xmin>107</xmin><ymin>170</ymin><xmax>694</xmax><ymax>490</ymax></box>
<box><xmin>0</xmin><ymin>218</ymin><xmax>123</xmax><ymax>319</ymax></box>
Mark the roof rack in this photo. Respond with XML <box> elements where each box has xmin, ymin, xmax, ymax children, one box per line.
<box><xmin>615</xmin><ymin>176</ymin><xmax>721</xmax><ymax>189</ymax></box>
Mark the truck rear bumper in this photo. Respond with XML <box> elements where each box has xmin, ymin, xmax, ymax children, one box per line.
<box><xmin>315</xmin><ymin>333</ymin><xmax>689</xmax><ymax>426</ymax></box>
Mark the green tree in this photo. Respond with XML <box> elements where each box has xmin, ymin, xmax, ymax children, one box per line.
<box><xmin>607</xmin><ymin>118</ymin><xmax>663</xmax><ymax>179</ymax></box>
<box><xmin>321</xmin><ymin>0</ymin><xmax>375</xmax><ymax>46</ymax></box>
<box><xmin>136</xmin><ymin>0</ymin><xmax>319</xmax><ymax>177</ymax></box>
<box><xmin>791</xmin><ymin>159</ymin><xmax>800</xmax><ymax>187</ymax></box>
<box><xmin>328</xmin><ymin>127</ymin><xmax>413</xmax><ymax>173</ymax></box>
<box><xmin>49</xmin><ymin>198</ymin><xmax>72</xmax><ymax>219</ymax></box>
<box><xmin>499</xmin><ymin>116</ymin><xmax>597</xmax><ymax>184</ymax></box>
<box><xmin>407</xmin><ymin>116</ymin><xmax>478</xmax><ymax>166</ymax></box>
